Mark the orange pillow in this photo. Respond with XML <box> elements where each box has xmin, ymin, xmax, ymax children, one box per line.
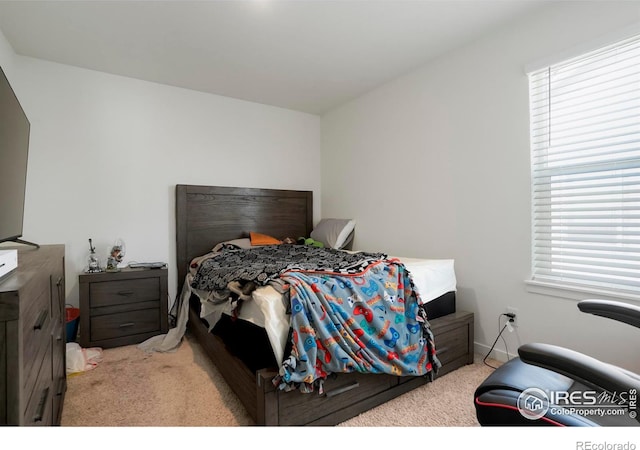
<box><xmin>250</xmin><ymin>232</ymin><xmax>282</xmax><ymax>246</ymax></box>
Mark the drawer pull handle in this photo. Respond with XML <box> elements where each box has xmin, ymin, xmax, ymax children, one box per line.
<box><xmin>56</xmin><ymin>277</ymin><xmax>64</xmax><ymax>302</ymax></box>
<box><xmin>33</xmin><ymin>309</ymin><xmax>48</xmax><ymax>330</ymax></box>
<box><xmin>437</xmin><ymin>346</ymin><xmax>449</xmax><ymax>356</ymax></box>
<box><xmin>119</xmin><ymin>322</ymin><xmax>135</xmax><ymax>328</ymax></box>
<box><xmin>33</xmin><ymin>387</ymin><xmax>50</xmax><ymax>422</ymax></box>
<box><xmin>117</xmin><ymin>290</ymin><xmax>134</xmax><ymax>297</ymax></box>
<box><xmin>325</xmin><ymin>381</ymin><xmax>359</xmax><ymax>398</ymax></box>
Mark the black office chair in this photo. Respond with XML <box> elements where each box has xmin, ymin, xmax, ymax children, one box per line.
<box><xmin>474</xmin><ymin>299</ymin><xmax>640</xmax><ymax>426</ymax></box>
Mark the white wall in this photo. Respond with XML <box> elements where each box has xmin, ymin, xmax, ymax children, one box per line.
<box><xmin>0</xmin><ymin>29</ymin><xmax>321</xmax><ymax>308</ymax></box>
<box><xmin>322</xmin><ymin>1</ymin><xmax>640</xmax><ymax>371</ymax></box>
<box><xmin>0</xmin><ymin>27</ymin><xmax>15</xmax><ymax>79</ymax></box>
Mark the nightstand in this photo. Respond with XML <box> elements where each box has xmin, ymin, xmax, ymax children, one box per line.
<box><xmin>79</xmin><ymin>267</ymin><xmax>168</xmax><ymax>348</ymax></box>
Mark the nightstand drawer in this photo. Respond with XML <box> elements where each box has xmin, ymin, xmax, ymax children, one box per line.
<box><xmin>89</xmin><ymin>278</ymin><xmax>160</xmax><ymax>308</ymax></box>
<box><xmin>90</xmin><ymin>307</ymin><xmax>161</xmax><ymax>342</ymax></box>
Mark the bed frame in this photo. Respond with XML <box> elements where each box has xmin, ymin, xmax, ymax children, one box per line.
<box><xmin>175</xmin><ymin>184</ymin><xmax>474</xmax><ymax>426</ymax></box>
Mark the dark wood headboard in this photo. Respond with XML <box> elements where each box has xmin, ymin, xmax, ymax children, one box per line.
<box><xmin>175</xmin><ymin>184</ymin><xmax>313</xmax><ymax>286</ymax></box>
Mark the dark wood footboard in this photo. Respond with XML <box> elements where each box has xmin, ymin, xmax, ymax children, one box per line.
<box><xmin>256</xmin><ymin>310</ymin><xmax>474</xmax><ymax>426</ymax></box>
<box><xmin>190</xmin><ymin>306</ymin><xmax>474</xmax><ymax>426</ymax></box>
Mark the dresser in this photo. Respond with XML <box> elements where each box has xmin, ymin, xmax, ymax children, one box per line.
<box><xmin>0</xmin><ymin>244</ymin><xmax>66</xmax><ymax>426</ymax></box>
<box><xmin>79</xmin><ymin>268</ymin><xmax>168</xmax><ymax>348</ymax></box>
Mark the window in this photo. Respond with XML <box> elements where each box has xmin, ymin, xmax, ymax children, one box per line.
<box><xmin>528</xmin><ymin>33</ymin><xmax>640</xmax><ymax>297</ymax></box>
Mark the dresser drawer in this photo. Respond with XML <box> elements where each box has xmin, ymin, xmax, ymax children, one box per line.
<box><xmin>52</xmin><ymin>322</ymin><xmax>65</xmax><ymax>392</ymax></box>
<box><xmin>23</xmin><ymin>341</ymin><xmax>53</xmax><ymax>426</ymax></box>
<box><xmin>50</xmin><ymin>272</ymin><xmax>65</xmax><ymax>326</ymax></box>
<box><xmin>22</xmin><ymin>279</ymin><xmax>52</xmax><ymax>394</ymax></box>
<box><xmin>90</xmin><ymin>307</ymin><xmax>161</xmax><ymax>342</ymax></box>
<box><xmin>89</xmin><ymin>278</ymin><xmax>160</xmax><ymax>308</ymax></box>
<box><xmin>51</xmin><ymin>345</ymin><xmax>66</xmax><ymax>427</ymax></box>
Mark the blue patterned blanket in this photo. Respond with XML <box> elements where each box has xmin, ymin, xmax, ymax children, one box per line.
<box><xmin>274</xmin><ymin>258</ymin><xmax>441</xmax><ymax>393</ymax></box>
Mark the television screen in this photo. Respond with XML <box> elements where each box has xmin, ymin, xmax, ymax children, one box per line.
<box><xmin>0</xmin><ymin>65</ymin><xmax>30</xmax><ymax>244</ymax></box>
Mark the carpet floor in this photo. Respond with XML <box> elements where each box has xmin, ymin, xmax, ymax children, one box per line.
<box><xmin>61</xmin><ymin>332</ymin><xmax>497</xmax><ymax>427</ymax></box>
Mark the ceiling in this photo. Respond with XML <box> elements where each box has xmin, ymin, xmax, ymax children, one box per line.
<box><xmin>0</xmin><ymin>0</ymin><xmax>547</xmax><ymax>115</ymax></box>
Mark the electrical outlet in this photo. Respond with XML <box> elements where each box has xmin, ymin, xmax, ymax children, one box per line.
<box><xmin>506</xmin><ymin>307</ymin><xmax>518</xmax><ymax>327</ymax></box>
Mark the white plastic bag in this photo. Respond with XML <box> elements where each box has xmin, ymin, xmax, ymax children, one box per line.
<box><xmin>66</xmin><ymin>342</ymin><xmax>103</xmax><ymax>374</ymax></box>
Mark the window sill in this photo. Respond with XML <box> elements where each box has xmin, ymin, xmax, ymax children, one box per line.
<box><xmin>524</xmin><ymin>279</ymin><xmax>640</xmax><ymax>304</ymax></box>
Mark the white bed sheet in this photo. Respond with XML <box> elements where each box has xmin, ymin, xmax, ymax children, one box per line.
<box><xmin>196</xmin><ymin>256</ymin><xmax>456</xmax><ymax>368</ymax></box>
<box><xmin>394</xmin><ymin>257</ymin><xmax>457</xmax><ymax>304</ymax></box>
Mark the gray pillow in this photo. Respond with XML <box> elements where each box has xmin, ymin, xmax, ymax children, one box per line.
<box><xmin>310</xmin><ymin>219</ymin><xmax>356</xmax><ymax>249</ymax></box>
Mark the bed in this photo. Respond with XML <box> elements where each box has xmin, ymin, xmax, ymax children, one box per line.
<box><xmin>175</xmin><ymin>184</ymin><xmax>474</xmax><ymax>426</ymax></box>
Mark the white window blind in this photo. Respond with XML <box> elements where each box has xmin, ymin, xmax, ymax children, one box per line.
<box><xmin>529</xmin><ymin>33</ymin><xmax>640</xmax><ymax>296</ymax></box>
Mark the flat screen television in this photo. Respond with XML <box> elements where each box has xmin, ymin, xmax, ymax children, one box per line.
<box><xmin>0</xmin><ymin>64</ymin><xmax>32</xmax><ymax>246</ymax></box>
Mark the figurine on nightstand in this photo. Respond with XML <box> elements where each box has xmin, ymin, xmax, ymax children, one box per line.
<box><xmin>106</xmin><ymin>238</ymin><xmax>126</xmax><ymax>272</ymax></box>
<box><xmin>86</xmin><ymin>238</ymin><xmax>103</xmax><ymax>273</ymax></box>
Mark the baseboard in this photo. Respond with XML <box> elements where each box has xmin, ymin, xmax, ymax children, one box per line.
<box><xmin>474</xmin><ymin>341</ymin><xmax>517</xmax><ymax>363</ymax></box>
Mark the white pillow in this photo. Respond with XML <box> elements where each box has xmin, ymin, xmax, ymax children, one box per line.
<box><xmin>310</xmin><ymin>219</ymin><xmax>356</xmax><ymax>249</ymax></box>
